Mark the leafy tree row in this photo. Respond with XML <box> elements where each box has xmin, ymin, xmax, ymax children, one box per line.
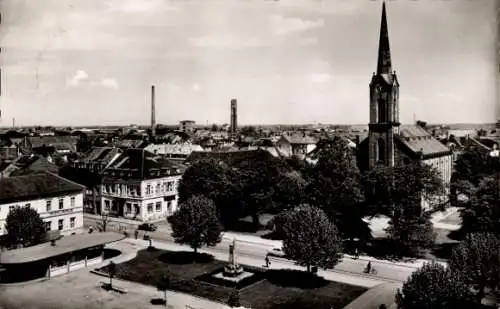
<box><xmin>397</xmin><ymin>232</ymin><xmax>500</xmax><ymax>309</ymax></box>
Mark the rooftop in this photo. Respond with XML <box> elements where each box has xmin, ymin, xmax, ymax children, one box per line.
<box><xmin>397</xmin><ymin>125</ymin><xmax>451</xmax><ymax>157</ymax></box>
<box><xmin>0</xmin><ymin>172</ymin><xmax>85</xmax><ymax>204</ymax></box>
<box><xmin>0</xmin><ymin>232</ymin><xmax>125</xmax><ymax>264</ymax></box>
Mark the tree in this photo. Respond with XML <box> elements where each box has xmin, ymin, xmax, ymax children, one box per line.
<box><xmin>385</xmin><ymin>208</ymin><xmax>436</xmax><ymax>257</ymax></box>
<box><xmin>363</xmin><ymin>162</ymin><xmax>443</xmax><ymax>257</ymax></box>
<box><xmin>449</xmin><ymin>233</ymin><xmax>500</xmax><ymax>303</ymax></box>
<box><xmin>266</xmin><ymin>209</ymin><xmax>293</xmax><ymax>239</ymax></box>
<box><xmin>395</xmin><ymin>261</ymin><xmax>474</xmax><ymax>309</ymax></box>
<box><xmin>306</xmin><ymin>137</ymin><xmax>368</xmax><ymax>241</ymax></box>
<box><xmin>459</xmin><ymin>176</ymin><xmax>500</xmax><ymax>235</ymax></box>
<box><xmin>451</xmin><ymin>146</ymin><xmax>496</xmax><ymax>198</ymax></box>
<box><xmin>416</xmin><ymin>120</ymin><xmax>427</xmax><ymax>128</ymax></box>
<box><xmin>178</xmin><ymin>158</ymin><xmax>241</xmax><ymax>227</ymax></box>
<box><xmin>5</xmin><ymin>206</ymin><xmax>46</xmax><ymax>247</ymax></box>
<box><xmin>156</xmin><ymin>273</ymin><xmax>170</xmax><ymax>307</ymax></box>
<box><xmin>227</xmin><ymin>288</ymin><xmax>241</xmax><ymax>307</ymax></box>
<box><xmin>272</xmin><ymin>171</ymin><xmax>307</xmax><ymax>210</ymax></box>
<box><xmin>108</xmin><ymin>261</ymin><xmax>116</xmax><ymax>289</ymax></box>
<box><xmin>282</xmin><ymin>205</ymin><xmax>343</xmax><ymax>272</ymax></box>
<box><xmin>170</xmin><ymin>195</ymin><xmax>223</xmax><ymax>254</ymax></box>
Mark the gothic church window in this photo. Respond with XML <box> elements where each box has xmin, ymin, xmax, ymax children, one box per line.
<box><xmin>378</xmin><ymin>99</ymin><xmax>387</xmax><ymax>123</ymax></box>
<box><xmin>377</xmin><ymin>138</ymin><xmax>385</xmax><ymax>164</ymax></box>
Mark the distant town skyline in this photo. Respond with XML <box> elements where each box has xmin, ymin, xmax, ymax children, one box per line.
<box><xmin>0</xmin><ymin>0</ymin><xmax>497</xmax><ymax>127</ymax></box>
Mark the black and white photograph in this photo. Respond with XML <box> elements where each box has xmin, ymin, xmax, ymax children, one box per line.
<box><xmin>0</xmin><ymin>0</ymin><xmax>498</xmax><ymax>308</ymax></box>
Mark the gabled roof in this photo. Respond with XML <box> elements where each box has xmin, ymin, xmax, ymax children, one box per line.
<box><xmin>77</xmin><ymin>147</ymin><xmax>122</xmax><ymax>165</ymax></box>
<box><xmin>0</xmin><ymin>172</ymin><xmax>85</xmax><ymax>204</ymax></box>
<box><xmin>280</xmin><ymin>134</ymin><xmax>317</xmax><ymax>145</ymax></box>
<box><xmin>102</xmin><ymin>148</ymin><xmax>186</xmax><ymax>180</ymax></box>
<box><xmin>397</xmin><ymin>125</ymin><xmax>451</xmax><ymax>158</ymax></box>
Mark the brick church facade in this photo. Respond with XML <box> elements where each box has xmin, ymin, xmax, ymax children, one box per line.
<box><xmin>357</xmin><ymin>3</ymin><xmax>453</xmax><ymax>195</ymax></box>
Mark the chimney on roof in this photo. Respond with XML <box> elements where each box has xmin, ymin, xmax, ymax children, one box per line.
<box><xmin>151</xmin><ymin>85</ymin><xmax>156</xmax><ymax>137</ymax></box>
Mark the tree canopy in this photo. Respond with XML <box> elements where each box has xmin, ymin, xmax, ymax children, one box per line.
<box><xmin>306</xmin><ymin>137</ymin><xmax>368</xmax><ymax>241</ymax></box>
<box><xmin>282</xmin><ymin>205</ymin><xmax>343</xmax><ymax>272</ymax></box>
<box><xmin>170</xmin><ymin>195</ymin><xmax>223</xmax><ymax>254</ymax></box>
<box><xmin>459</xmin><ymin>176</ymin><xmax>500</xmax><ymax>235</ymax></box>
<box><xmin>449</xmin><ymin>232</ymin><xmax>500</xmax><ymax>303</ymax></box>
<box><xmin>395</xmin><ymin>261</ymin><xmax>474</xmax><ymax>309</ymax></box>
<box><xmin>5</xmin><ymin>206</ymin><xmax>46</xmax><ymax>247</ymax></box>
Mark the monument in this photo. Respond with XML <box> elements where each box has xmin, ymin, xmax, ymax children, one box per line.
<box><xmin>223</xmin><ymin>239</ymin><xmax>244</xmax><ymax>277</ymax></box>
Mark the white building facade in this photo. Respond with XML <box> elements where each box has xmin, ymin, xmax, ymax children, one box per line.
<box><xmin>0</xmin><ymin>173</ymin><xmax>85</xmax><ymax>236</ymax></box>
<box><xmin>100</xmin><ymin>174</ymin><xmax>181</xmax><ymax>222</ymax></box>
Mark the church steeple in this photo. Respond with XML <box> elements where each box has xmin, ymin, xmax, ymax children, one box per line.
<box><xmin>367</xmin><ymin>1</ymin><xmax>399</xmax><ymax>170</ymax></box>
<box><xmin>376</xmin><ymin>2</ymin><xmax>392</xmax><ymax>75</ymax></box>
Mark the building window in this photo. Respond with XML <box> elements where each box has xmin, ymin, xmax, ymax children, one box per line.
<box><xmin>134</xmin><ymin>204</ymin><xmax>139</xmax><ymax>214</ymax></box>
<box><xmin>146</xmin><ymin>185</ymin><xmax>152</xmax><ymax>195</ymax></box>
<box><xmin>46</xmin><ymin>200</ymin><xmax>52</xmax><ymax>212</ymax></box>
<box><xmin>167</xmin><ymin>182</ymin><xmax>173</xmax><ymax>191</ymax></box>
<box><xmin>58</xmin><ymin>219</ymin><xmax>64</xmax><ymax>230</ymax></box>
<box><xmin>377</xmin><ymin>138</ymin><xmax>386</xmax><ymax>164</ymax></box>
<box><xmin>378</xmin><ymin>98</ymin><xmax>387</xmax><ymax>123</ymax></box>
<box><xmin>59</xmin><ymin>198</ymin><xmax>64</xmax><ymax>209</ymax></box>
<box><xmin>70</xmin><ymin>197</ymin><xmax>75</xmax><ymax>207</ymax></box>
<box><xmin>126</xmin><ymin>203</ymin><xmax>132</xmax><ymax>214</ymax></box>
<box><xmin>167</xmin><ymin>201</ymin><xmax>173</xmax><ymax>214</ymax></box>
<box><xmin>156</xmin><ymin>202</ymin><xmax>161</xmax><ymax>212</ymax></box>
<box><xmin>104</xmin><ymin>200</ymin><xmax>110</xmax><ymax>211</ymax></box>
<box><xmin>147</xmin><ymin>203</ymin><xmax>153</xmax><ymax>213</ymax></box>
<box><xmin>70</xmin><ymin>217</ymin><xmax>75</xmax><ymax>229</ymax></box>
<box><xmin>156</xmin><ymin>183</ymin><xmax>161</xmax><ymax>194</ymax></box>
<box><xmin>9</xmin><ymin>206</ymin><xmax>15</xmax><ymax>212</ymax></box>
<box><xmin>162</xmin><ymin>182</ymin><xmax>167</xmax><ymax>192</ymax></box>
<box><xmin>45</xmin><ymin>221</ymin><xmax>51</xmax><ymax>231</ymax></box>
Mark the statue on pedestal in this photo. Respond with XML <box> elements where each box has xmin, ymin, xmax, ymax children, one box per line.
<box><xmin>223</xmin><ymin>238</ymin><xmax>243</xmax><ymax>277</ymax></box>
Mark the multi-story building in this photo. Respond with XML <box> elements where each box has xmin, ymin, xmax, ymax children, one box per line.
<box><xmin>99</xmin><ymin>148</ymin><xmax>185</xmax><ymax>222</ymax></box>
<box><xmin>0</xmin><ymin>172</ymin><xmax>85</xmax><ymax>236</ymax></box>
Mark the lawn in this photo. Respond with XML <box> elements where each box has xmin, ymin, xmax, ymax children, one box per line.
<box><xmin>97</xmin><ymin>248</ymin><xmax>367</xmax><ymax>309</ymax></box>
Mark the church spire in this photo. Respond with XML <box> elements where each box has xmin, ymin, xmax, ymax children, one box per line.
<box><xmin>376</xmin><ymin>2</ymin><xmax>392</xmax><ymax>74</ymax></box>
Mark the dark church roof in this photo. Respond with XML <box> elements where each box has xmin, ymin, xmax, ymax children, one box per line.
<box><xmin>397</xmin><ymin>125</ymin><xmax>451</xmax><ymax>158</ymax></box>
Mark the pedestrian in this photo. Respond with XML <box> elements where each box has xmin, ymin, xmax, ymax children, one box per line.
<box><xmin>365</xmin><ymin>261</ymin><xmax>372</xmax><ymax>273</ymax></box>
<box><xmin>88</xmin><ymin>226</ymin><xmax>93</xmax><ymax>234</ymax></box>
<box><xmin>354</xmin><ymin>248</ymin><xmax>359</xmax><ymax>259</ymax></box>
<box><xmin>265</xmin><ymin>255</ymin><xmax>270</xmax><ymax>268</ymax></box>
<box><xmin>134</xmin><ymin>229</ymin><xmax>139</xmax><ymax>240</ymax></box>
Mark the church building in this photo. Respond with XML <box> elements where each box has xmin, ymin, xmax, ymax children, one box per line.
<box><xmin>357</xmin><ymin>3</ymin><xmax>453</xmax><ymax>192</ymax></box>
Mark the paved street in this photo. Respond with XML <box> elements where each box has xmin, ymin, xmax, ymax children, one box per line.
<box><xmin>83</xmin><ymin>215</ymin><xmax>443</xmax><ymax>287</ymax></box>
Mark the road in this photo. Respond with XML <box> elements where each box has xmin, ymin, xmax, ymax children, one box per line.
<box><xmin>84</xmin><ymin>217</ymin><xmax>419</xmax><ymax>286</ymax></box>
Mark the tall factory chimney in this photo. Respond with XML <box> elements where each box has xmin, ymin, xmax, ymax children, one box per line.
<box><xmin>230</xmin><ymin>98</ymin><xmax>237</xmax><ymax>135</ymax></box>
<box><xmin>151</xmin><ymin>85</ymin><xmax>156</xmax><ymax>137</ymax></box>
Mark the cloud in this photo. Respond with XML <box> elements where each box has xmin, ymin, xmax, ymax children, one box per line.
<box><xmin>191</xmin><ymin>83</ymin><xmax>201</xmax><ymax>92</ymax></box>
<box><xmin>100</xmin><ymin>78</ymin><xmax>119</xmax><ymax>89</ymax></box>
<box><xmin>310</xmin><ymin>73</ymin><xmax>332</xmax><ymax>84</ymax></box>
<box><xmin>270</xmin><ymin>15</ymin><xmax>325</xmax><ymax>35</ymax></box>
<box><xmin>298</xmin><ymin>37</ymin><xmax>318</xmax><ymax>46</ymax></box>
<box><xmin>66</xmin><ymin>70</ymin><xmax>89</xmax><ymax>88</ymax></box>
<box><xmin>188</xmin><ymin>35</ymin><xmax>263</xmax><ymax>49</ymax></box>
<box><xmin>105</xmin><ymin>0</ymin><xmax>178</xmax><ymax>12</ymax></box>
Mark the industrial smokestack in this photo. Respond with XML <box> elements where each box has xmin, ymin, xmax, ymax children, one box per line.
<box><xmin>230</xmin><ymin>98</ymin><xmax>237</xmax><ymax>135</ymax></box>
<box><xmin>151</xmin><ymin>85</ymin><xmax>156</xmax><ymax>137</ymax></box>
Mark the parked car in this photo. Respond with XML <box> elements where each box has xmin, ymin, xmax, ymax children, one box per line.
<box><xmin>137</xmin><ymin>223</ymin><xmax>158</xmax><ymax>232</ymax></box>
<box><xmin>267</xmin><ymin>247</ymin><xmax>286</xmax><ymax>258</ymax></box>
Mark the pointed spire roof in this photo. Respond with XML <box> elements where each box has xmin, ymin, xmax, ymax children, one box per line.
<box><xmin>376</xmin><ymin>2</ymin><xmax>392</xmax><ymax>74</ymax></box>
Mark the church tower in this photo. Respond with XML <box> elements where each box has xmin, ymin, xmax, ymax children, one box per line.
<box><xmin>368</xmin><ymin>2</ymin><xmax>400</xmax><ymax>169</ymax></box>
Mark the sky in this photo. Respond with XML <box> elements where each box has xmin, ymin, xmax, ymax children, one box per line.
<box><xmin>0</xmin><ymin>0</ymin><xmax>497</xmax><ymax>127</ymax></box>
